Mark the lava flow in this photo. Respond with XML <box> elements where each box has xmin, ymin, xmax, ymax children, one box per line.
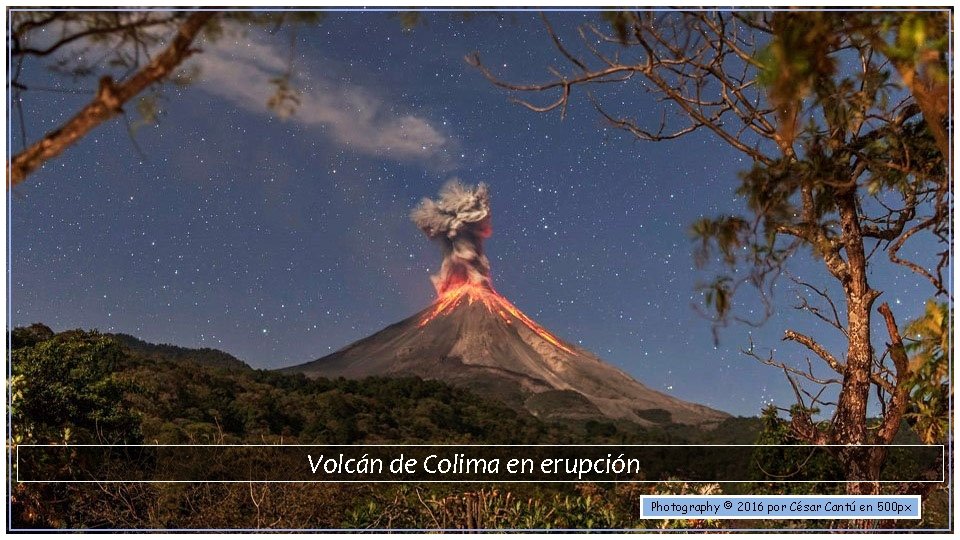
<box><xmin>418</xmin><ymin>282</ymin><xmax>575</xmax><ymax>355</ymax></box>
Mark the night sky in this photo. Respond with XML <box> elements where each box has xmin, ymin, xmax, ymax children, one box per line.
<box><xmin>9</xmin><ymin>10</ymin><xmax>942</xmax><ymax>417</ymax></box>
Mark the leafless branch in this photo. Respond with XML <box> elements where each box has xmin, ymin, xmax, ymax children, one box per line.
<box><xmin>467</xmin><ymin>11</ymin><xmax>779</xmax><ymax>166</ymax></box>
<box><xmin>8</xmin><ymin>10</ymin><xmax>218</xmax><ymax>187</ymax></box>
<box><xmin>887</xmin><ymin>217</ymin><xmax>951</xmax><ymax>298</ymax></box>
<box><xmin>540</xmin><ymin>12</ymin><xmax>588</xmax><ymax>72</ymax></box>
<box><xmin>742</xmin><ymin>337</ymin><xmax>840</xmax><ymax>387</ymax></box>
<box><xmin>11</xmin><ymin>13</ymin><xmax>182</xmax><ymax>58</ymax></box>
<box><xmin>875</xmin><ymin>303</ymin><xmax>912</xmax><ymax>445</ymax></box>
<box><xmin>783</xmin><ymin>330</ymin><xmax>844</xmax><ymax>374</ymax></box>
<box><xmin>789</xmin><ymin>274</ymin><xmax>846</xmax><ymax>336</ymax></box>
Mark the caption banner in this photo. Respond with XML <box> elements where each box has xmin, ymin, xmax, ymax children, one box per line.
<box><xmin>16</xmin><ymin>444</ymin><xmax>943</xmax><ymax>484</ymax></box>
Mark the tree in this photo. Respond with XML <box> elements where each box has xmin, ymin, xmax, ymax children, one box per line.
<box><xmin>10</xmin><ymin>329</ymin><xmax>141</xmax><ymax>445</ymax></box>
<box><xmin>469</xmin><ymin>9</ymin><xmax>950</xmax><ymax>498</ymax></box>
<box><xmin>10</xmin><ymin>329</ymin><xmax>143</xmax><ymax>527</ymax></box>
<box><xmin>7</xmin><ymin>10</ymin><xmax>322</xmax><ymax>188</ymax></box>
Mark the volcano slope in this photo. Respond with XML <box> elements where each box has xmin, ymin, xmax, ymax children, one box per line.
<box><xmin>285</xmin><ymin>283</ymin><xmax>728</xmax><ymax>427</ymax></box>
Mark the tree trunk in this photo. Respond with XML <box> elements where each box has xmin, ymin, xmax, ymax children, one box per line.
<box><xmin>836</xmin><ymin>446</ymin><xmax>884</xmax><ymax>495</ymax></box>
<box><xmin>831</xmin><ymin>190</ymin><xmax>881</xmax><ymax>495</ymax></box>
<box><xmin>833</xmin><ymin>446</ymin><xmax>886</xmax><ymax>529</ymax></box>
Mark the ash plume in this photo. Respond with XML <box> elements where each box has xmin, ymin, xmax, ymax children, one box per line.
<box><xmin>412</xmin><ymin>180</ymin><xmax>493</xmax><ymax>295</ymax></box>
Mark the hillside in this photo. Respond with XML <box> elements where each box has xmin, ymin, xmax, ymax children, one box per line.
<box><xmin>108</xmin><ymin>332</ymin><xmax>252</xmax><ymax>371</ymax></box>
<box><xmin>11</xmin><ymin>325</ymin><xmax>756</xmax><ymax>447</ymax></box>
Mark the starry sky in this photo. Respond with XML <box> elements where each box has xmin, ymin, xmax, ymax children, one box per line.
<box><xmin>9</xmin><ymin>10</ymin><xmax>945</xmax><ymax>417</ymax></box>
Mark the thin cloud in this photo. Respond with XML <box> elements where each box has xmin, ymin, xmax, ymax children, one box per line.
<box><xmin>192</xmin><ymin>31</ymin><xmax>453</xmax><ymax>166</ymax></box>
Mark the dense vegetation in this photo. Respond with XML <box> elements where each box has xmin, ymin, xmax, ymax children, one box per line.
<box><xmin>8</xmin><ymin>325</ymin><xmax>946</xmax><ymax>530</ymax></box>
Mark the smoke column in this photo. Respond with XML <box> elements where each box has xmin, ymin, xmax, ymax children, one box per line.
<box><xmin>411</xmin><ymin>180</ymin><xmax>493</xmax><ymax>295</ymax></box>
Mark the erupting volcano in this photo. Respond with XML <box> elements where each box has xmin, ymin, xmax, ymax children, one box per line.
<box><xmin>286</xmin><ymin>181</ymin><xmax>728</xmax><ymax>426</ymax></box>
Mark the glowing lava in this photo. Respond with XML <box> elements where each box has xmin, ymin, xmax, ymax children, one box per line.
<box><xmin>418</xmin><ymin>282</ymin><xmax>576</xmax><ymax>355</ymax></box>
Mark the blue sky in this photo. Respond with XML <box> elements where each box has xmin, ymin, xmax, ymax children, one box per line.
<box><xmin>9</xmin><ymin>10</ymin><xmax>945</xmax><ymax>417</ymax></box>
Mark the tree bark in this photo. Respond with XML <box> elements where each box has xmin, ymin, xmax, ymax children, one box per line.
<box><xmin>8</xmin><ymin>11</ymin><xmax>218</xmax><ymax>188</ymax></box>
<box><xmin>830</xmin><ymin>190</ymin><xmax>882</xmax><ymax>496</ymax></box>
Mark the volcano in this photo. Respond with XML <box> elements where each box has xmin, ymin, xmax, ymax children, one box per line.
<box><xmin>287</xmin><ymin>282</ymin><xmax>727</xmax><ymax>426</ymax></box>
<box><xmin>285</xmin><ymin>181</ymin><xmax>727</xmax><ymax>426</ymax></box>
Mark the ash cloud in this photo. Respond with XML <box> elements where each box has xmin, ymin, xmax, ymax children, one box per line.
<box><xmin>412</xmin><ymin>180</ymin><xmax>493</xmax><ymax>295</ymax></box>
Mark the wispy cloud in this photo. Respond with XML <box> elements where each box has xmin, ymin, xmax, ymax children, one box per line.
<box><xmin>192</xmin><ymin>31</ymin><xmax>453</xmax><ymax>167</ymax></box>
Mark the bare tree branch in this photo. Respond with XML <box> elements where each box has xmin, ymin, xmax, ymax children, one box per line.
<box><xmin>888</xmin><ymin>217</ymin><xmax>951</xmax><ymax>299</ymax></box>
<box><xmin>12</xmin><ymin>13</ymin><xmax>181</xmax><ymax>58</ymax></box>
<box><xmin>875</xmin><ymin>302</ymin><xmax>912</xmax><ymax>445</ymax></box>
<box><xmin>467</xmin><ymin>12</ymin><xmax>779</xmax><ymax>166</ymax></box>
<box><xmin>539</xmin><ymin>12</ymin><xmax>588</xmax><ymax>72</ymax></box>
<box><xmin>8</xmin><ymin>11</ymin><xmax>218</xmax><ymax>187</ymax></box>
<box><xmin>790</xmin><ymin>275</ymin><xmax>847</xmax><ymax>336</ymax></box>
<box><xmin>783</xmin><ymin>330</ymin><xmax>844</xmax><ymax>374</ymax></box>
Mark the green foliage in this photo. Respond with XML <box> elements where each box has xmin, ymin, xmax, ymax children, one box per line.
<box><xmin>11</xmin><ymin>329</ymin><xmax>141</xmax><ymax>445</ymax></box>
<box><xmin>584</xmin><ymin>419</ymin><xmax>618</xmax><ymax>437</ymax></box>
<box><xmin>698</xmin><ymin>276</ymin><xmax>733</xmax><ymax>321</ymax></box>
<box><xmin>691</xmin><ymin>216</ymin><xmax>750</xmax><ymax>267</ymax></box>
<box><xmin>757</xmin><ymin>12</ymin><xmax>948</xmax><ymax>146</ymax></box>
<box><xmin>81</xmin><ymin>330</ymin><xmax>609</xmax><ymax>446</ymax></box>
<box><xmin>871</xmin><ymin>13</ymin><xmax>950</xmax><ymax>81</ymax></box>
<box><xmin>758</xmin><ymin>13</ymin><xmax>840</xmax><ymax>146</ymax></box>
<box><xmin>110</xmin><ymin>334</ymin><xmax>762</xmax><ymax>447</ymax></box>
<box><xmin>10</xmin><ymin>9</ymin><xmax>328</xmax><ymax>141</ymax></box>
<box><xmin>689</xmin><ymin>12</ymin><xmax>947</xmax><ymax>329</ymax></box>
<box><xmin>395</xmin><ymin>11</ymin><xmax>423</xmax><ymax>31</ymax></box>
<box><xmin>10</xmin><ymin>322</ymin><xmax>55</xmax><ymax>350</ymax></box>
<box><xmin>903</xmin><ymin>300</ymin><xmax>951</xmax><ymax>444</ymax></box>
<box><xmin>749</xmin><ymin>406</ymin><xmax>843</xmax><ymax>495</ymax></box>
<box><xmin>10</xmin><ymin>329</ymin><xmax>143</xmax><ymax>528</ymax></box>
<box><xmin>344</xmin><ymin>485</ymin><xmax>618</xmax><ymax>529</ymax></box>
<box><xmin>134</xmin><ymin>94</ymin><xmax>159</xmax><ymax>125</ymax></box>
<box><xmin>110</xmin><ymin>332</ymin><xmax>250</xmax><ymax>371</ymax></box>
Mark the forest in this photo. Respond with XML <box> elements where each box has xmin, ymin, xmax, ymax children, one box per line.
<box><xmin>9</xmin><ymin>325</ymin><xmax>946</xmax><ymax>530</ymax></box>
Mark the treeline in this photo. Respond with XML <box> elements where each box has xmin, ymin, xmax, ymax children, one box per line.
<box><xmin>11</xmin><ymin>324</ymin><xmax>760</xmax><ymax>448</ymax></box>
<box><xmin>8</xmin><ymin>326</ymin><xmax>945</xmax><ymax>530</ymax></box>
